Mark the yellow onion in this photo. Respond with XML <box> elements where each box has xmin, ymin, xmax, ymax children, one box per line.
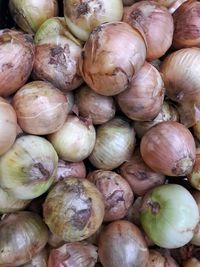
<box><xmin>21</xmin><ymin>248</ymin><xmax>48</xmax><ymax>267</ymax></box>
<box><xmin>89</xmin><ymin>117</ymin><xmax>136</xmax><ymax>170</ymax></box>
<box><xmin>0</xmin><ymin>211</ymin><xmax>48</xmax><ymax>266</ymax></box>
<box><xmin>9</xmin><ymin>0</ymin><xmax>58</xmax><ymax>33</ymax></box>
<box><xmin>43</xmin><ymin>177</ymin><xmax>105</xmax><ymax>242</ymax></box>
<box><xmin>64</xmin><ymin>0</ymin><xmax>123</xmax><ymax>41</ymax></box>
<box><xmin>188</xmin><ymin>148</ymin><xmax>200</xmax><ymax>190</ymax></box>
<box><xmin>13</xmin><ymin>81</ymin><xmax>69</xmax><ymax>135</ymax></box>
<box><xmin>123</xmin><ymin>1</ymin><xmax>174</xmax><ymax>60</ymax></box>
<box><xmin>117</xmin><ymin>62</ymin><xmax>164</xmax><ymax>121</ymax></box>
<box><xmin>0</xmin><ymin>135</ymin><xmax>58</xmax><ymax>200</ymax></box>
<box><xmin>183</xmin><ymin>257</ymin><xmax>200</xmax><ymax>267</ymax></box>
<box><xmin>0</xmin><ymin>29</ymin><xmax>34</xmax><ymax>97</ymax></box>
<box><xmin>79</xmin><ymin>21</ymin><xmax>146</xmax><ymax>96</ymax></box>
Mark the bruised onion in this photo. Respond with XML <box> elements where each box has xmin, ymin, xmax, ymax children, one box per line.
<box><xmin>48</xmin><ymin>115</ymin><xmax>96</xmax><ymax>162</ymax></box>
<box><xmin>140</xmin><ymin>121</ymin><xmax>196</xmax><ymax>176</ymax></box>
<box><xmin>117</xmin><ymin>62</ymin><xmax>164</xmax><ymax>121</ymax></box>
<box><xmin>89</xmin><ymin>117</ymin><xmax>135</xmax><ymax>170</ymax></box>
<box><xmin>48</xmin><ymin>242</ymin><xmax>98</xmax><ymax>267</ymax></box>
<box><xmin>64</xmin><ymin>0</ymin><xmax>123</xmax><ymax>41</ymax></box>
<box><xmin>75</xmin><ymin>85</ymin><xmax>116</xmax><ymax>124</ymax></box>
<box><xmin>79</xmin><ymin>21</ymin><xmax>146</xmax><ymax>96</ymax></box>
<box><xmin>0</xmin><ymin>211</ymin><xmax>48</xmax><ymax>266</ymax></box>
<box><xmin>43</xmin><ymin>177</ymin><xmax>105</xmax><ymax>242</ymax></box>
<box><xmin>188</xmin><ymin>149</ymin><xmax>200</xmax><ymax>190</ymax></box>
<box><xmin>13</xmin><ymin>81</ymin><xmax>68</xmax><ymax>135</ymax></box>
<box><xmin>0</xmin><ymin>29</ymin><xmax>34</xmax><ymax>97</ymax></box>
<box><xmin>87</xmin><ymin>170</ymin><xmax>134</xmax><ymax>221</ymax></box>
<box><xmin>98</xmin><ymin>220</ymin><xmax>149</xmax><ymax>267</ymax></box>
<box><xmin>21</xmin><ymin>248</ymin><xmax>48</xmax><ymax>267</ymax></box>
<box><xmin>9</xmin><ymin>0</ymin><xmax>58</xmax><ymax>33</ymax></box>
<box><xmin>123</xmin><ymin>1</ymin><xmax>174</xmax><ymax>60</ymax></box>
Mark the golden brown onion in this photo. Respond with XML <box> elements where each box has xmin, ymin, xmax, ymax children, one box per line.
<box><xmin>79</xmin><ymin>21</ymin><xmax>146</xmax><ymax>96</ymax></box>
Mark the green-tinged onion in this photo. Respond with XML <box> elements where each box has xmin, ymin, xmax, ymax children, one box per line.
<box><xmin>140</xmin><ymin>184</ymin><xmax>199</xmax><ymax>249</ymax></box>
<box><xmin>20</xmin><ymin>248</ymin><xmax>48</xmax><ymax>267</ymax></box>
<box><xmin>0</xmin><ymin>135</ymin><xmax>58</xmax><ymax>200</ymax></box>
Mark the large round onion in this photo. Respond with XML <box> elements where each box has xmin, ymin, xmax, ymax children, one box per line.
<box><xmin>48</xmin><ymin>115</ymin><xmax>96</xmax><ymax>162</ymax></box>
<box><xmin>9</xmin><ymin>0</ymin><xmax>58</xmax><ymax>33</ymax></box>
<box><xmin>21</xmin><ymin>248</ymin><xmax>48</xmax><ymax>267</ymax></box>
<box><xmin>0</xmin><ymin>135</ymin><xmax>58</xmax><ymax>200</ymax></box>
<box><xmin>0</xmin><ymin>211</ymin><xmax>48</xmax><ymax>266</ymax></box>
<box><xmin>140</xmin><ymin>184</ymin><xmax>199</xmax><ymax>249</ymax></box>
<box><xmin>0</xmin><ymin>29</ymin><xmax>34</xmax><ymax>97</ymax></box>
<box><xmin>89</xmin><ymin>117</ymin><xmax>135</xmax><ymax>170</ymax></box>
<box><xmin>43</xmin><ymin>177</ymin><xmax>105</xmax><ymax>242</ymax></box>
<box><xmin>79</xmin><ymin>21</ymin><xmax>146</xmax><ymax>96</ymax></box>
<box><xmin>13</xmin><ymin>81</ymin><xmax>69</xmax><ymax>135</ymax></box>
<box><xmin>140</xmin><ymin>121</ymin><xmax>196</xmax><ymax>176</ymax></box>
<box><xmin>64</xmin><ymin>0</ymin><xmax>123</xmax><ymax>41</ymax></box>
<box><xmin>123</xmin><ymin>1</ymin><xmax>174</xmax><ymax>60</ymax></box>
<box><xmin>98</xmin><ymin>220</ymin><xmax>149</xmax><ymax>267</ymax></box>
<box><xmin>117</xmin><ymin>62</ymin><xmax>164</xmax><ymax>121</ymax></box>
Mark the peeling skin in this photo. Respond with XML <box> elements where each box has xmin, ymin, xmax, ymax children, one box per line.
<box><xmin>172</xmin><ymin>155</ymin><xmax>195</xmax><ymax>176</ymax></box>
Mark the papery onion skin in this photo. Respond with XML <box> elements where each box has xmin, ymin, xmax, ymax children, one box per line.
<box><xmin>117</xmin><ymin>62</ymin><xmax>164</xmax><ymax>121</ymax></box>
<box><xmin>87</xmin><ymin>170</ymin><xmax>134</xmax><ymax>221</ymax></box>
<box><xmin>98</xmin><ymin>220</ymin><xmax>149</xmax><ymax>267</ymax></box>
<box><xmin>43</xmin><ymin>177</ymin><xmax>105</xmax><ymax>242</ymax></box>
<box><xmin>48</xmin><ymin>242</ymin><xmax>98</xmax><ymax>267</ymax></box>
<box><xmin>64</xmin><ymin>0</ymin><xmax>123</xmax><ymax>41</ymax></box>
<box><xmin>140</xmin><ymin>184</ymin><xmax>199</xmax><ymax>249</ymax></box>
<box><xmin>140</xmin><ymin>121</ymin><xmax>196</xmax><ymax>176</ymax></box>
<box><xmin>0</xmin><ymin>211</ymin><xmax>48</xmax><ymax>267</ymax></box>
<box><xmin>89</xmin><ymin>117</ymin><xmax>135</xmax><ymax>170</ymax></box>
<box><xmin>13</xmin><ymin>81</ymin><xmax>68</xmax><ymax>135</ymax></box>
<box><xmin>79</xmin><ymin>21</ymin><xmax>146</xmax><ymax>96</ymax></box>
<box><xmin>123</xmin><ymin>1</ymin><xmax>174</xmax><ymax>60</ymax></box>
<box><xmin>9</xmin><ymin>0</ymin><xmax>58</xmax><ymax>33</ymax></box>
<box><xmin>48</xmin><ymin>115</ymin><xmax>96</xmax><ymax>162</ymax></box>
<box><xmin>0</xmin><ymin>29</ymin><xmax>34</xmax><ymax>97</ymax></box>
<box><xmin>75</xmin><ymin>85</ymin><xmax>116</xmax><ymax>125</ymax></box>
<box><xmin>0</xmin><ymin>135</ymin><xmax>58</xmax><ymax>200</ymax></box>
<box><xmin>21</xmin><ymin>248</ymin><xmax>48</xmax><ymax>267</ymax></box>
<box><xmin>188</xmin><ymin>148</ymin><xmax>200</xmax><ymax>190</ymax></box>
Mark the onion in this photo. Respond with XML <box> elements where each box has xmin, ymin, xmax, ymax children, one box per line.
<box><xmin>85</xmin><ymin>224</ymin><xmax>105</xmax><ymax>246</ymax></box>
<box><xmin>191</xmin><ymin>191</ymin><xmax>200</xmax><ymax>246</ymax></box>
<box><xmin>117</xmin><ymin>62</ymin><xmax>164</xmax><ymax>121</ymax></box>
<box><xmin>89</xmin><ymin>117</ymin><xmax>135</xmax><ymax>170</ymax></box>
<box><xmin>43</xmin><ymin>177</ymin><xmax>105</xmax><ymax>242</ymax></box>
<box><xmin>123</xmin><ymin>0</ymin><xmax>138</xmax><ymax>6</ymax></box>
<box><xmin>0</xmin><ymin>211</ymin><xmax>48</xmax><ymax>266</ymax></box>
<box><xmin>183</xmin><ymin>258</ymin><xmax>200</xmax><ymax>267</ymax></box>
<box><xmin>64</xmin><ymin>0</ymin><xmax>123</xmax><ymax>41</ymax></box>
<box><xmin>9</xmin><ymin>0</ymin><xmax>58</xmax><ymax>33</ymax></box>
<box><xmin>32</xmin><ymin>35</ymin><xmax>83</xmax><ymax>92</ymax></box>
<box><xmin>125</xmin><ymin>196</ymin><xmax>142</xmax><ymax>226</ymax></box>
<box><xmin>188</xmin><ymin>148</ymin><xmax>200</xmax><ymax>190</ymax></box>
<box><xmin>140</xmin><ymin>121</ymin><xmax>196</xmax><ymax>176</ymax></box>
<box><xmin>140</xmin><ymin>184</ymin><xmax>199</xmax><ymax>249</ymax></box>
<box><xmin>98</xmin><ymin>220</ymin><xmax>149</xmax><ymax>267</ymax></box>
<box><xmin>87</xmin><ymin>170</ymin><xmax>134</xmax><ymax>221</ymax></box>
<box><xmin>48</xmin><ymin>115</ymin><xmax>96</xmax><ymax>162</ymax></box>
<box><xmin>48</xmin><ymin>232</ymin><xmax>65</xmax><ymax>248</ymax></box>
<box><xmin>123</xmin><ymin>1</ymin><xmax>173</xmax><ymax>60</ymax></box>
<box><xmin>154</xmin><ymin>0</ymin><xmax>186</xmax><ymax>10</ymax></box>
<box><xmin>0</xmin><ymin>135</ymin><xmax>58</xmax><ymax>200</ymax></box>
<box><xmin>65</xmin><ymin>91</ymin><xmax>74</xmax><ymax>114</ymax></box>
<box><xmin>79</xmin><ymin>21</ymin><xmax>146</xmax><ymax>96</ymax></box>
<box><xmin>12</xmin><ymin>81</ymin><xmax>68</xmax><ymax>135</ymax></box>
<box><xmin>75</xmin><ymin>85</ymin><xmax>116</xmax><ymax>125</ymax></box>
<box><xmin>0</xmin><ymin>29</ymin><xmax>34</xmax><ymax>97</ymax></box>
<box><xmin>48</xmin><ymin>242</ymin><xmax>98</xmax><ymax>267</ymax></box>
<box><xmin>21</xmin><ymin>248</ymin><xmax>48</xmax><ymax>267</ymax></box>
<box><xmin>148</xmin><ymin>250</ymin><xmax>178</xmax><ymax>267</ymax></box>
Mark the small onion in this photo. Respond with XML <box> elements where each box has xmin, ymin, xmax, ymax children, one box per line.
<box><xmin>13</xmin><ymin>81</ymin><xmax>68</xmax><ymax>135</ymax></box>
<box><xmin>0</xmin><ymin>29</ymin><xmax>34</xmax><ymax>97</ymax></box>
<box><xmin>98</xmin><ymin>220</ymin><xmax>149</xmax><ymax>267</ymax></box>
<box><xmin>43</xmin><ymin>177</ymin><xmax>105</xmax><ymax>242</ymax></box>
<box><xmin>140</xmin><ymin>121</ymin><xmax>196</xmax><ymax>176</ymax></box>
<box><xmin>123</xmin><ymin>1</ymin><xmax>174</xmax><ymax>60</ymax></box>
<box><xmin>64</xmin><ymin>0</ymin><xmax>123</xmax><ymax>41</ymax></box>
<box><xmin>0</xmin><ymin>211</ymin><xmax>48</xmax><ymax>266</ymax></box>
<box><xmin>9</xmin><ymin>0</ymin><xmax>58</xmax><ymax>33</ymax></box>
<box><xmin>140</xmin><ymin>184</ymin><xmax>199</xmax><ymax>249</ymax></box>
<box><xmin>48</xmin><ymin>242</ymin><xmax>98</xmax><ymax>267</ymax></box>
<box><xmin>188</xmin><ymin>148</ymin><xmax>200</xmax><ymax>190</ymax></box>
<box><xmin>21</xmin><ymin>248</ymin><xmax>48</xmax><ymax>267</ymax></box>
<box><xmin>89</xmin><ymin>117</ymin><xmax>135</xmax><ymax>170</ymax></box>
<box><xmin>87</xmin><ymin>170</ymin><xmax>134</xmax><ymax>222</ymax></box>
<box><xmin>48</xmin><ymin>115</ymin><xmax>96</xmax><ymax>162</ymax></box>
<box><xmin>147</xmin><ymin>250</ymin><xmax>178</xmax><ymax>267</ymax></box>
<box><xmin>0</xmin><ymin>135</ymin><xmax>58</xmax><ymax>200</ymax></box>
<box><xmin>75</xmin><ymin>85</ymin><xmax>116</xmax><ymax>125</ymax></box>
<box><xmin>79</xmin><ymin>21</ymin><xmax>146</xmax><ymax>96</ymax></box>
<box><xmin>117</xmin><ymin>62</ymin><xmax>165</xmax><ymax>121</ymax></box>
<box><xmin>183</xmin><ymin>258</ymin><xmax>200</xmax><ymax>267</ymax></box>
